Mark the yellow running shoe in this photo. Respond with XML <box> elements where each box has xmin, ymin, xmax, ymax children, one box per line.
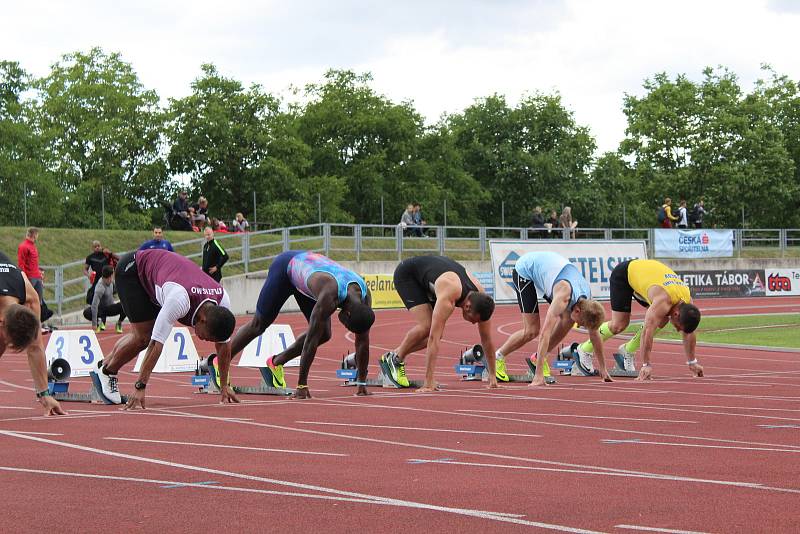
<box><xmin>267</xmin><ymin>356</ymin><xmax>286</xmax><ymax>388</ymax></box>
<box><xmin>495</xmin><ymin>357</ymin><xmax>509</xmax><ymax>382</ymax></box>
<box><xmin>380</xmin><ymin>352</ymin><xmax>410</xmax><ymax>388</ymax></box>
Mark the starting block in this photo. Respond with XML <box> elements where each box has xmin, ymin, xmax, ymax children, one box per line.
<box><xmin>193</xmin><ymin>354</ymin><xmax>293</xmax><ymax>396</ymax></box>
<box><xmin>338</xmin><ymin>352</ymin><xmax>424</xmax><ymax>388</ymax></box>
<box><xmin>556</xmin><ymin>343</ymin><xmax>638</xmax><ymax>378</ymax></box>
<box><xmin>45</xmin><ymin>358</ymin><xmax>128</xmax><ymax>404</ymax></box>
<box><xmin>454</xmin><ymin>345</ymin><xmax>556</xmax><ymax>384</ymax></box>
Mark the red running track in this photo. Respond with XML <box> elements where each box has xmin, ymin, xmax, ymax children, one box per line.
<box><xmin>1</xmin><ymin>296</ymin><xmax>799</xmax><ymax>533</ymax></box>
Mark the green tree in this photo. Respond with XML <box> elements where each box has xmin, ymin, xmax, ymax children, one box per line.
<box><xmin>0</xmin><ymin>61</ymin><xmax>61</xmax><ymax>226</ymax></box>
<box><xmin>622</xmin><ymin>68</ymin><xmax>797</xmax><ymax>228</ymax></box>
<box><xmin>35</xmin><ymin>47</ymin><xmax>166</xmax><ymax>229</ymax></box>
<box><xmin>298</xmin><ymin>70</ymin><xmax>422</xmax><ymax>224</ymax></box>
<box><xmin>448</xmin><ymin>93</ymin><xmax>596</xmax><ymax>227</ymax></box>
<box><xmin>168</xmin><ymin>64</ymin><xmax>331</xmax><ymax>227</ymax></box>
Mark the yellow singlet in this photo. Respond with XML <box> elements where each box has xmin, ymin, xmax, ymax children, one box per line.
<box><xmin>627</xmin><ymin>259</ymin><xmax>691</xmax><ymax>306</ymax></box>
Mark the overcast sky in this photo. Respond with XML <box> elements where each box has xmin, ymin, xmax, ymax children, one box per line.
<box><xmin>4</xmin><ymin>0</ymin><xmax>800</xmax><ymax>154</ymax></box>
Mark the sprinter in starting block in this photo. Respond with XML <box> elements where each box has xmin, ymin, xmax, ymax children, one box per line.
<box><xmin>576</xmin><ymin>259</ymin><xmax>703</xmax><ymax>380</ymax></box>
<box><xmin>94</xmin><ymin>250</ymin><xmax>237</xmax><ymax>407</ymax></box>
<box><xmin>0</xmin><ymin>251</ymin><xmax>66</xmax><ymax>415</ymax></box>
<box><xmin>381</xmin><ymin>255</ymin><xmax>497</xmax><ymax>392</ymax></box>
<box><xmin>495</xmin><ymin>251</ymin><xmax>608</xmax><ymax>386</ymax></box>
<box><xmin>230</xmin><ymin>251</ymin><xmax>374</xmax><ymax>399</ymax></box>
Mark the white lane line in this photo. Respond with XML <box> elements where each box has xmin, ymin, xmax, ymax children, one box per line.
<box><xmin>150</xmin><ymin>407</ymin><xmax>800</xmax><ymax>495</ymax></box>
<box><xmin>120</xmin><ymin>412</ymin><xmax>253</xmax><ymax>423</ymax></box>
<box><xmin>323</xmin><ymin>398</ymin><xmax>800</xmax><ymax>452</ymax></box>
<box><xmin>0</xmin><ymin>406</ymin><xmax>34</xmax><ymax>410</ymax></box>
<box><xmin>295</xmin><ymin>421</ymin><xmax>542</xmax><ymax>438</ymax></box>
<box><xmin>0</xmin><ymin>466</ymin><xmax>401</xmax><ymax>507</ymax></box>
<box><xmin>461</xmin><ymin>410</ymin><xmax>697</xmax><ymax>424</ymax></box>
<box><xmin>615</xmin><ymin>525</ymin><xmax>712</xmax><ymax>534</ymax></box>
<box><xmin>0</xmin><ymin>379</ymin><xmax>29</xmax><ymax>390</ymax></box>
<box><xmin>105</xmin><ymin>437</ymin><xmax>349</xmax><ymax>457</ymax></box>
<box><xmin>600</xmin><ymin>439</ymin><xmax>800</xmax><ymax>454</ymax></box>
<box><xmin>4</xmin><ymin>431</ymin><xmax>63</xmax><ymax>436</ymax></box>
<box><xmin>0</xmin><ymin>431</ymin><xmax>595</xmax><ymax>532</ymax></box>
<box><xmin>403</xmin><ymin>458</ymin><xmax>800</xmax><ymax>494</ymax></box>
<box><xmin>0</xmin><ymin>413</ymin><xmax>111</xmax><ymax>423</ymax></box>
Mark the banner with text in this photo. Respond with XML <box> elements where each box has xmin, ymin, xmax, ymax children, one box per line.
<box><xmin>765</xmin><ymin>268</ymin><xmax>800</xmax><ymax>296</ymax></box>
<box><xmin>361</xmin><ymin>274</ymin><xmax>404</xmax><ymax>309</ymax></box>
<box><xmin>489</xmin><ymin>240</ymin><xmax>648</xmax><ymax>303</ymax></box>
<box><xmin>676</xmin><ymin>270</ymin><xmax>766</xmax><ymax>298</ymax></box>
<box><xmin>654</xmin><ymin>229</ymin><xmax>734</xmax><ymax>258</ymax></box>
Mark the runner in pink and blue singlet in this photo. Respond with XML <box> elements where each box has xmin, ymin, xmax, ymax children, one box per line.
<box><xmin>230</xmin><ymin>250</ymin><xmax>375</xmax><ymax>399</ymax></box>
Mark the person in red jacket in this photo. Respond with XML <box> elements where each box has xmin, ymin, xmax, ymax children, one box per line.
<box><xmin>17</xmin><ymin>228</ymin><xmax>53</xmax><ymax>322</ymax></box>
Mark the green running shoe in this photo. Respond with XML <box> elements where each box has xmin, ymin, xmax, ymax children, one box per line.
<box><xmin>267</xmin><ymin>356</ymin><xmax>286</xmax><ymax>388</ymax></box>
<box><xmin>380</xmin><ymin>352</ymin><xmax>410</xmax><ymax>387</ymax></box>
<box><xmin>495</xmin><ymin>357</ymin><xmax>509</xmax><ymax>382</ymax></box>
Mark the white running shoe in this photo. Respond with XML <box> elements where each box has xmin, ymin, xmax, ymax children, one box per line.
<box><xmin>618</xmin><ymin>344</ymin><xmax>636</xmax><ymax>371</ymax></box>
<box><xmin>93</xmin><ymin>360</ymin><xmax>122</xmax><ymax>404</ymax></box>
<box><xmin>575</xmin><ymin>346</ymin><xmax>595</xmax><ymax>374</ymax></box>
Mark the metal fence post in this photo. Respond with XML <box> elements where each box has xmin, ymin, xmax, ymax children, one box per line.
<box><xmin>604</xmin><ymin>228</ymin><xmax>612</xmax><ymax>240</ymax></box>
<box><xmin>479</xmin><ymin>227</ymin><xmax>486</xmax><ymax>261</ymax></box>
<box><xmin>282</xmin><ymin>228</ymin><xmax>290</xmax><ymax>252</ymax></box>
<box><xmin>647</xmin><ymin>228</ymin><xmax>654</xmax><ymax>258</ymax></box>
<box><xmin>437</xmin><ymin>226</ymin><xmax>445</xmax><ymax>254</ymax></box>
<box><xmin>396</xmin><ymin>225</ymin><xmax>403</xmax><ymax>261</ymax></box>
<box><xmin>242</xmin><ymin>232</ymin><xmax>250</xmax><ymax>274</ymax></box>
<box><xmin>55</xmin><ymin>266</ymin><xmax>64</xmax><ymax>317</ymax></box>
<box><xmin>355</xmin><ymin>225</ymin><xmax>361</xmax><ymax>262</ymax></box>
<box><xmin>323</xmin><ymin>223</ymin><xmax>331</xmax><ymax>255</ymax></box>
<box><xmin>780</xmin><ymin>228</ymin><xmax>787</xmax><ymax>258</ymax></box>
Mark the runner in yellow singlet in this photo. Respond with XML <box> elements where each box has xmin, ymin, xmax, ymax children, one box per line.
<box><xmin>576</xmin><ymin>259</ymin><xmax>703</xmax><ymax>380</ymax></box>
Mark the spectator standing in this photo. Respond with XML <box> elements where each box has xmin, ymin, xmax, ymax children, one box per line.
<box><xmin>658</xmin><ymin>198</ymin><xmax>679</xmax><ymax>228</ymax></box>
<box><xmin>82</xmin><ymin>265</ymin><xmax>126</xmax><ymax>333</ymax></box>
<box><xmin>559</xmin><ymin>206</ymin><xmax>578</xmax><ymax>238</ymax></box>
<box><xmin>17</xmin><ymin>227</ymin><xmax>53</xmax><ymax>322</ymax></box>
<box><xmin>83</xmin><ymin>240</ymin><xmax>109</xmax><ymax>304</ymax></box>
<box><xmin>231</xmin><ymin>212</ymin><xmax>250</xmax><ymax>232</ymax></box>
<box><xmin>139</xmin><ymin>227</ymin><xmax>175</xmax><ymax>252</ymax></box>
<box><xmin>202</xmin><ymin>227</ymin><xmax>229</xmax><ymax>282</ymax></box>
<box><xmin>691</xmin><ymin>199</ymin><xmax>709</xmax><ymax>228</ymax></box>
<box><xmin>676</xmin><ymin>199</ymin><xmax>689</xmax><ymax>229</ymax></box>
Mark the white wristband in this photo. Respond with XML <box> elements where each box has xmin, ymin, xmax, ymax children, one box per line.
<box><xmin>687</xmin><ymin>359</ymin><xmax>698</xmax><ymax>365</ymax></box>
<box><xmin>642</xmin><ymin>363</ymin><xmax>652</xmax><ymax>368</ymax></box>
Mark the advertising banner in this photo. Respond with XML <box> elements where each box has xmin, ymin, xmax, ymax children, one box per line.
<box><xmin>765</xmin><ymin>268</ymin><xmax>800</xmax><ymax>296</ymax></box>
<box><xmin>489</xmin><ymin>240</ymin><xmax>648</xmax><ymax>303</ymax></box>
<box><xmin>654</xmin><ymin>229</ymin><xmax>734</xmax><ymax>258</ymax></box>
<box><xmin>676</xmin><ymin>270</ymin><xmax>766</xmax><ymax>298</ymax></box>
<box><xmin>361</xmin><ymin>274</ymin><xmax>404</xmax><ymax>309</ymax></box>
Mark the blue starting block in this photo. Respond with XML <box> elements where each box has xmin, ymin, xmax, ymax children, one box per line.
<box><xmin>192</xmin><ymin>354</ymin><xmax>293</xmax><ymax>396</ymax></box>
<box><xmin>337</xmin><ymin>352</ymin><xmax>423</xmax><ymax>388</ymax></box>
<box><xmin>45</xmin><ymin>357</ymin><xmax>128</xmax><ymax>404</ymax></box>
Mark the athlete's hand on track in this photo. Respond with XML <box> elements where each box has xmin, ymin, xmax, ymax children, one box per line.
<box><xmin>529</xmin><ymin>375</ymin><xmax>547</xmax><ymax>387</ymax></box>
<box><xmin>415</xmin><ymin>381</ymin><xmax>440</xmax><ymax>393</ymax></box>
<box><xmin>599</xmin><ymin>370</ymin><xmax>614</xmax><ymax>382</ymax></box>
<box><xmin>635</xmin><ymin>366</ymin><xmax>653</xmax><ymax>381</ymax></box>
<box><xmin>486</xmin><ymin>379</ymin><xmax>499</xmax><ymax>389</ymax></box>
<box><xmin>220</xmin><ymin>386</ymin><xmax>240</xmax><ymax>404</ymax></box>
<box><xmin>40</xmin><ymin>396</ymin><xmax>67</xmax><ymax>415</ymax></box>
<box><xmin>124</xmin><ymin>389</ymin><xmax>146</xmax><ymax>410</ymax></box>
<box><xmin>355</xmin><ymin>385</ymin><xmax>371</xmax><ymax>396</ymax></box>
<box><xmin>689</xmin><ymin>362</ymin><xmax>704</xmax><ymax>377</ymax></box>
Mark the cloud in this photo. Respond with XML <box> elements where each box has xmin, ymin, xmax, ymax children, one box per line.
<box><xmin>3</xmin><ymin>0</ymin><xmax>800</xmax><ymax>155</ymax></box>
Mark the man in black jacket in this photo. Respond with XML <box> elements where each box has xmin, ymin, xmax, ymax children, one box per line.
<box><xmin>202</xmin><ymin>227</ymin><xmax>229</xmax><ymax>282</ymax></box>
